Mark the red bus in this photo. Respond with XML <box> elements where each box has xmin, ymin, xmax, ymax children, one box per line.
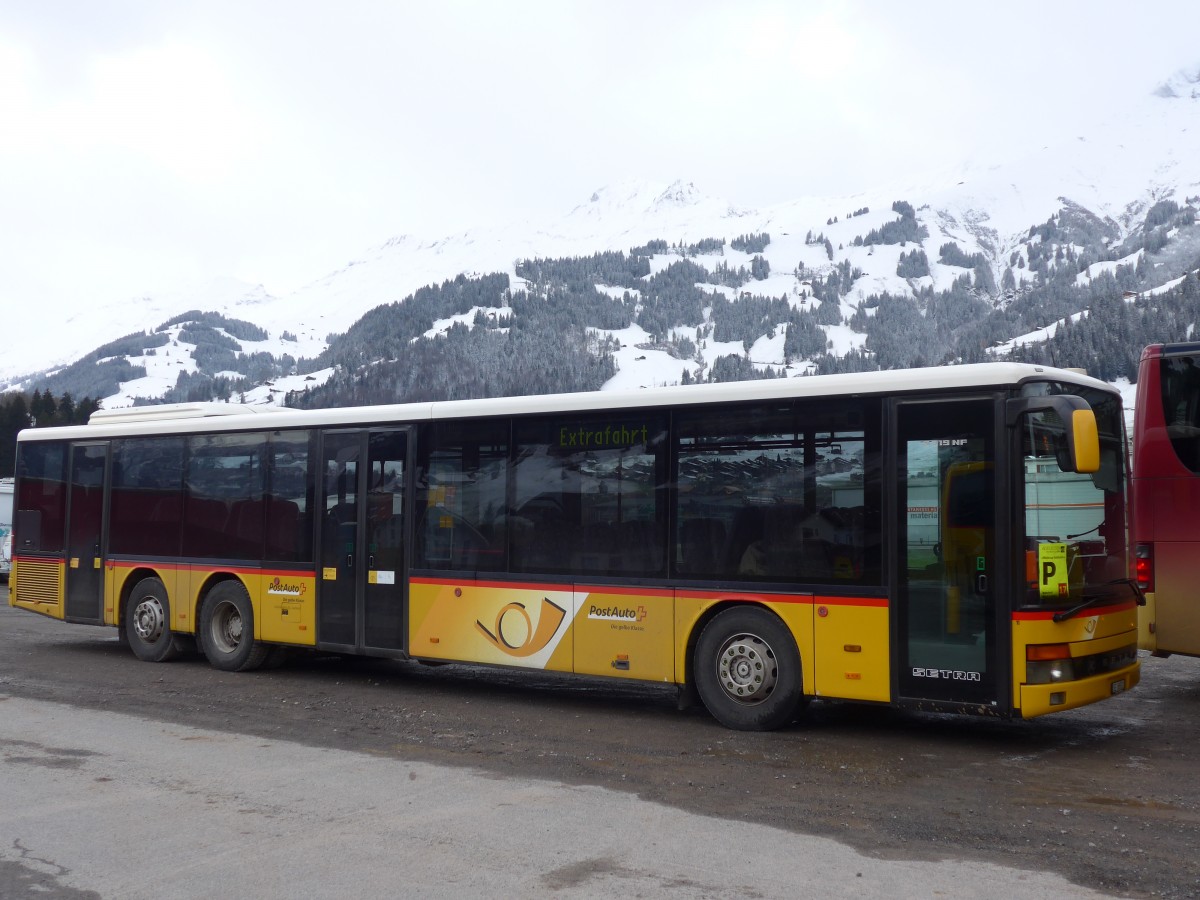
<box><xmin>1133</xmin><ymin>342</ymin><xmax>1200</xmax><ymax>655</ymax></box>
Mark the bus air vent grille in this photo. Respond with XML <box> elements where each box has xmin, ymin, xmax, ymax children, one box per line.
<box><xmin>15</xmin><ymin>560</ymin><xmax>62</xmax><ymax>605</ymax></box>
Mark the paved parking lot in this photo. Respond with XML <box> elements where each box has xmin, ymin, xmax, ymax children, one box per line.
<box><xmin>4</xmin><ymin>591</ymin><xmax>1200</xmax><ymax>897</ymax></box>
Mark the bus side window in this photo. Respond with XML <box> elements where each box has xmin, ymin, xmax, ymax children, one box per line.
<box><xmin>1163</xmin><ymin>356</ymin><xmax>1200</xmax><ymax>472</ymax></box>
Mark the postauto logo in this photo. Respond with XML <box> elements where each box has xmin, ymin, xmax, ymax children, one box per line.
<box><xmin>586</xmin><ymin>603</ymin><xmax>646</xmax><ymax>623</ymax></box>
<box><xmin>475</xmin><ymin>597</ymin><xmax>567</xmax><ymax>658</ymax></box>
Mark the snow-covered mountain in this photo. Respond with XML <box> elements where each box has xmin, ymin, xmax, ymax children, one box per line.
<box><xmin>7</xmin><ymin>66</ymin><xmax>1200</xmax><ymax>409</ymax></box>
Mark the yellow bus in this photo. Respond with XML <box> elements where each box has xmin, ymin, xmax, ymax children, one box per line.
<box><xmin>8</xmin><ymin>363</ymin><xmax>1140</xmax><ymax>730</ymax></box>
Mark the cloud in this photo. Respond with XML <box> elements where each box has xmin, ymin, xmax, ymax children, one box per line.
<box><xmin>2</xmin><ymin>0</ymin><xmax>1199</xmax><ymax>310</ymax></box>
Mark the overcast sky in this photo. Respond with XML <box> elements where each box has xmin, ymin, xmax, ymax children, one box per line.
<box><xmin>3</xmin><ymin>0</ymin><xmax>1199</xmax><ymax>311</ymax></box>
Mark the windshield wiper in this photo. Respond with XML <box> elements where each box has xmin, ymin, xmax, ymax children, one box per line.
<box><xmin>1052</xmin><ymin>578</ymin><xmax>1146</xmax><ymax>623</ymax></box>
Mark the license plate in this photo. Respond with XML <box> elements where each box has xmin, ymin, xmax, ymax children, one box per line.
<box><xmin>1111</xmin><ymin>679</ymin><xmax>1126</xmax><ymax>695</ymax></box>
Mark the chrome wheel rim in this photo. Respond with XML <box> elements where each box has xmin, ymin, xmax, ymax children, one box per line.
<box><xmin>132</xmin><ymin>595</ymin><xmax>166</xmax><ymax>644</ymax></box>
<box><xmin>209</xmin><ymin>600</ymin><xmax>243</xmax><ymax>655</ymax></box>
<box><xmin>715</xmin><ymin>631</ymin><xmax>778</xmax><ymax>704</ymax></box>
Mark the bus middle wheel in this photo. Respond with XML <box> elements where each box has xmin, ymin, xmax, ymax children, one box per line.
<box><xmin>125</xmin><ymin>576</ymin><xmax>182</xmax><ymax>663</ymax></box>
<box><xmin>199</xmin><ymin>581</ymin><xmax>270</xmax><ymax>672</ymax></box>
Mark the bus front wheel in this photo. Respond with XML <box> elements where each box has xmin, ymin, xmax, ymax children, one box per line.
<box><xmin>125</xmin><ymin>577</ymin><xmax>181</xmax><ymax>663</ymax></box>
<box><xmin>694</xmin><ymin>607</ymin><xmax>804</xmax><ymax>731</ymax></box>
<box><xmin>199</xmin><ymin>581</ymin><xmax>270</xmax><ymax>673</ymax></box>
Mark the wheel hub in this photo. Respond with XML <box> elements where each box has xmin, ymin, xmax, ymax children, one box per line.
<box><xmin>133</xmin><ymin>597</ymin><xmax>165</xmax><ymax>643</ymax></box>
<box><xmin>211</xmin><ymin>601</ymin><xmax>243</xmax><ymax>654</ymax></box>
<box><xmin>716</xmin><ymin>633</ymin><xmax>778</xmax><ymax>704</ymax></box>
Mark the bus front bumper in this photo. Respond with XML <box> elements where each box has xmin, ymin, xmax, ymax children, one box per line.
<box><xmin>1019</xmin><ymin>661</ymin><xmax>1140</xmax><ymax>718</ymax></box>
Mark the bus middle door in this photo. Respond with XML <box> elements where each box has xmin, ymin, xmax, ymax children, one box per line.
<box><xmin>64</xmin><ymin>442</ymin><xmax>109</xmax><ymax>624</ymax></box>
<box><xmin>317</xmin><ymin>428</ymin><xmax>411</xmax><ymax>654</ymax></box>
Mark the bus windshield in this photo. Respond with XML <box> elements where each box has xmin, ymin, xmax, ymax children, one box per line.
<box><xmin>1019</xmin><ymin>382</ymin><xmax>1128</xmax><ymax>608</ymax></box>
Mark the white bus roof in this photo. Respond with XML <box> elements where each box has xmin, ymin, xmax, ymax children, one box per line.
<box><xmin>17</xmin><ymin>362</ymin><xmax>1116</xmax><ymax>442</ymax></box>
<box><xmin>86</xmin><ymin>402</ymin><xmax>289</xmax><ymax>425</ymax></box>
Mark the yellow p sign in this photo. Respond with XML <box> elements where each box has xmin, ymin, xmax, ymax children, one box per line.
<box><xmin>1038</xmin><ymin>543</ymin><xmax>1069</xmax><ymax>600</ymax></box>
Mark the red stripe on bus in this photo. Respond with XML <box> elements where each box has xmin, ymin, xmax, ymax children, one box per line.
<box><xmin>106</xmin><ymin>560</ymin><xmax>317</xmax><ymax>579</ymax></box>
<box><xmin>678</xmin><ymin>590</ymin><xmax>812</xmax><ymax>604</ymax></box>
<box><xmin>681</xmin><ymin>590</ymin><xmax>886</xmax><ymax>608</ymax></box>
<box><xmin>573</xmin><ymin>584</ymin><xmax>675</xmax><ymax>598</ymax></box>
<box><xmin>1012</xmin><ymin>601</ymin><xmax>1137</xmax><ymax>621</ymax></box>
<box><xmin>407</xmin><ymin>577</ymin><xmax>884</xmax><ymax>609</ymax></box>
<box><xmin>816</xmin><ymin>595</ymin><xmax>890</xmax><ymax>608</ymax></box>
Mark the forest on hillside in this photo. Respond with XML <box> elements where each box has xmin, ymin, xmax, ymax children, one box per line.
<box><xmin>283</xmin><ymin>213</ymin><xmax>1200</xmax><ymax>409</ymax></box>
<box><xmin>17</xmin><ymin>197</ymin><xmax>1200</xmax><ymax>414</ymax></box>
<box><xmin>0</xmin><ymin>391</ymin><xmax>99</xmax><ymax>477</ymax></box>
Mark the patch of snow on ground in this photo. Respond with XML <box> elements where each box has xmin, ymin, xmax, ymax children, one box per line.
<box><xmin>242</xmin><ymin>368</ymin><xmax>337</xmax><ymax>406</ymax></box>
<box><xmin>596</xmin><ymin>284</ymin><xmax>638</xmax><ymax>300</ymax></box>
<box><xmin>989</xmin><ymin>310</ymin><xmax>1088</xmax><ymax>356</ymax></box>
<box><xmin>423</xmin><ymin>306</ymin><xmax>511</xmax><ymax>339</ymax></box>
<box><xmin>103</xmin><ymin>328</ymin><xmax>199</xmax><ymax>408</ymax></box>
<box><xmin>748</xmin><ymin>331</ymin><xmax>786</xmax><ymax>367</ymax></box>
<box><xmin>599</xmin><ymin>323</ymin><xmax>690</xmax><ymax>391</ymax></box>
<box><xmin>824</xmin><ymin>324</ymin><xmax>868</xmax><ymax>356</ymax></box>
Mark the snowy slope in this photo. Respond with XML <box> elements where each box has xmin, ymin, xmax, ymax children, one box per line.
<box><xmin>6</xmin><ymin>67</ymin><xmax>1200</xmax><ymax>404</ymax></box>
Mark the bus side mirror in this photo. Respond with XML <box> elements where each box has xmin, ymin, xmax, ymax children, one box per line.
<box><xmin>1006</xmin><ymin>395</ymin><xmax>1100</xmax><ymax>474</ymax></box>
<box><xmin>1067</xmin><ymin>408</ymin><xmax>1100</xmax><ymax>473</ymax></box>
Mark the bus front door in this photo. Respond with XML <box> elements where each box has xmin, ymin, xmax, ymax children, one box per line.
<box><xmin>317</xmin><ymin>428</ymin><xmax>411</xmax><ymax>653</ymax></box>
<box><xmin>64</xmin><ymin>442</ymin><xmax>108</xmax><ymax>623</ymax></box>
<box><xmin>895</xmin><ymin>399</ymin><xmax>1002</xmax><ymax>710</ymax></box>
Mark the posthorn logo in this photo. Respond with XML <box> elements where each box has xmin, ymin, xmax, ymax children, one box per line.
<box><xmin>476</xmin><ymin>597</ymin><xmax>567</xmax><ymax>658</ymax></box>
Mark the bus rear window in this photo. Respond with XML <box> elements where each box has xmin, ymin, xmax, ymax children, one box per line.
<box><xmin>15</xmin><ymin>442</ymin><xmax>67</xmax><ymax>553</ymax></box>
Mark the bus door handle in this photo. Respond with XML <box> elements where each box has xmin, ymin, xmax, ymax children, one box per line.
<box><xmin>975</xmin><ymin>573</ymin><xmax>988</xmax><ymax>594</ymax></box>
<box><xmin>346</xmin><ymin>554</ymin><xmax>354</xmax><ymax>569</ymax></box>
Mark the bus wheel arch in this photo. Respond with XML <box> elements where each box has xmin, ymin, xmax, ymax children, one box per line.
<box><xmin>693</xmin><ymin>604</ymin><xmax>806</xmax><ymax>731</ymax></box>
<box><xmin>199</xmin><ymin>578</ymin><xmax>270</xmax><ymax>673</ymax></box>
<box><xmin>124</xmin><ymin>574</ymin><xmax>182</xmax><ymax>663</ymax></box>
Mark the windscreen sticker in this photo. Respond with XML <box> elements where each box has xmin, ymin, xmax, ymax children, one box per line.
<box><xmin>1038</xmin><ymin>542</ymin><xmax>1069</xmax><ymax>599</ymax></box>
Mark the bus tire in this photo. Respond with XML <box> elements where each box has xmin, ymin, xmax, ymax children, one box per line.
<box><xmin>199</xmin><ymin>581</ymin><xmax>270</xmax><ymax>672</ymax></box>
<box><xmin>125</xmin><ymin>577</ymin><xmax>181</xmax><ymax>663</ymax></box>
<box><xmin>694</xmin><ymin>606</ymin><xmax>804</xmax><ymax>731</ymax></box>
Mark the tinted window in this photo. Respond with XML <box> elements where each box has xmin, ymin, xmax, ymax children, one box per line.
<box><xmin>267</xmin><ymin>431</ymin><xmax>315</xmax><ymax>562</ymax></box>
<box><xmin>675</xmin><ymin>400</ymin><xmax>881</xmax><ymax>584</ymax></box>
<box><xmin>15</xmin><ymin>442</ymin><xmax>67</xmax><ymax>553</ymax></box>
<box><xmin>512</xmin><ymin>414</ymin><xmax>668</xmax><ymax>577</ymax></box>
<box><xmin>185</xmin><ymin>433</ymin><xmax>266</xmax><ymax>560</ymax></box>
<box><xmin>416</xmin><ymin>420</ymin><xmax>508</xmax><ymax>571</ymax></box>
<box><xmin>1161</xmin><ymin>353</ymin><xmax>1200</xmax><ymax>473</ymax></box>
<box><xmin>110</xmin><ymin>437</ymin><xmax>185</xmax><ymax>557</ymax></box>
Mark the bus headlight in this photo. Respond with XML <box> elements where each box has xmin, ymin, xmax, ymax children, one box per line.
<box><xmin>1027</xmin><ymin>658</ymin><xmax>1076</xmax><ymax>684</ymax></box>
<box><xmin>1025</xmin><ymin>644</ymin><xmax>1136</xmax><ymax>685</ymax></box>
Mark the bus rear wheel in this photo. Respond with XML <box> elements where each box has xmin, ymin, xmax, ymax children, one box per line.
<box><xmin>695</xmin><ymin>607</ymin><xmax>804</xmax><ymax>731</ymax></box>
<box><xmin>199</xmin><ymin>581</ymin><xmax>270</xmax><ymax>673</ymax></box>
<box><xmin>125</xmin><ymin>577</ymin><xmax>182</xmax><ymax>663</ymax></box>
